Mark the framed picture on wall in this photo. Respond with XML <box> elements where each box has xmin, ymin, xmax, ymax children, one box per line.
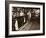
<box><xmin>5</xmin><ymin>1</ymin><xmax>45</xmax><ymax>37</ymax></box>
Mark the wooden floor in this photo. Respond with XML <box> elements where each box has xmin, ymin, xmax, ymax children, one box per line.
<box><xmin>19</xmin><ymin>18</ymin><xmax>40</xmax><ymax>31</ymax></box>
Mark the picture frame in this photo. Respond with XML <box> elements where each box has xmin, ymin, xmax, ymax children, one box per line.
<box><xmin>5</xmin><ymin>1</ymin><xmax>45</xmax><ymax>37</ymax></box>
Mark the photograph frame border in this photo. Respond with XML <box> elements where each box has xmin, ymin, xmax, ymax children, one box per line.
<box><xmin>5</xmin><ymin>1</ymin><xmax>45</xmax><ymax>37</ymax></box>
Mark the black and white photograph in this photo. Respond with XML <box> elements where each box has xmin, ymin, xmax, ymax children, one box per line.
<box><xmin>5</xmin><ymin>1</ymin><xmax>45</xmax><ymax>37</ymax></box>
<box><xmin>12</xmin><ymin>7</ymin><xmax>40</xmax><ymax>31</ymax></box>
